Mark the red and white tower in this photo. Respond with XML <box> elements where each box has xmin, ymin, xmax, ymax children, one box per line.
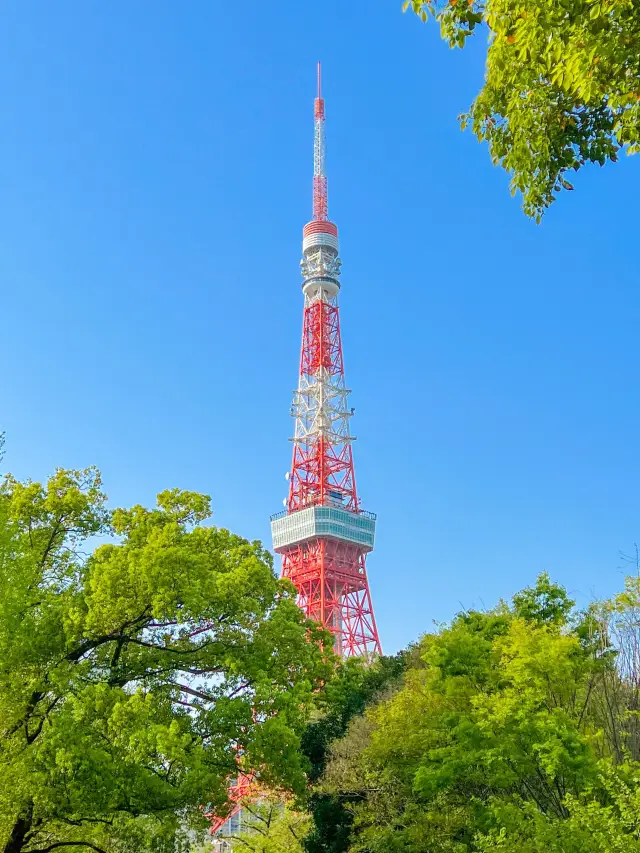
<box><xmin>271</xmin><ymin>65</ymin><xmax>381</xmax><ymax>658</ymax></box>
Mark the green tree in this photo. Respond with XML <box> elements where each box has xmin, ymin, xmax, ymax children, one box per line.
<box><xmin>301</xmin><ymin>653</ymin><xmax>409</xmax><ymax>783</ymax></box>
<box><xmin>316</xmin><ymin>574</ymin><xmax>637</xmax><ymax>853</ymax></box>
<box><xmin>405</xmin><ymin>0</ymin><xmax>640</xmax><ymax>220</ymax></box>
<box><xmin>0</xmin><ymin>468</ymin><xmax>332</xmax><ymax>853</ymax></box>
<box><xmin>476</xmin><ymin>764</ymin><xmax>640</xmax><ymax>852</ymax></box>
<box><xmin>299</xmin><ymin>654</ymin><xmax>408</xmax><ymax>853</ymax></box>
<box><xmin>220</xmin><ymin>795</ymin><xmax>311</xmax><ymax>853</ymax></box>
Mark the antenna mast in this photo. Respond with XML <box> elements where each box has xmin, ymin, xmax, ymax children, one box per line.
<box><xmin>313</xmin><ymin>61</ymin><xmax>328</xmax><ymax>221</ymax></box>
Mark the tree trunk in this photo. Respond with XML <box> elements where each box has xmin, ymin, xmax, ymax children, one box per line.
<box><xmin>3</xmin><ymin>803</ymin><xmax>33</xmax><ymax>853</ymax></box>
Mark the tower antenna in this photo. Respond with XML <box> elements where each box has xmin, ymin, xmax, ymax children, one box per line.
<box><xmin>312</xmin><ymin>61</ymin><xmax>327</xmax><ymax>220</ymax></box>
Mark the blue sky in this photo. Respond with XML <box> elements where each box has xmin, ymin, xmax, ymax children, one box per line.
<box><xmin>1</xmin><ymin>2</ymin><xmax>639</xmax><ymax>654</ymax></box>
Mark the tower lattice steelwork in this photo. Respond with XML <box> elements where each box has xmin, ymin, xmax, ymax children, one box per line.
<box><xmin>270</xmin><ymin>65</ymin><xmax>381</xmax><ymax>658</ymax></box>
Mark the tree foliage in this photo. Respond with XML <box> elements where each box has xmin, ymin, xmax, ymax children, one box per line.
<box><xmin>218</xmin><ymin>795</ymin><xmax>311</xmax><ymax>853</ymax></box>
<box><xmin>474</xmin><ymin>762</ymin><xmax>640</xmax><ymax>851</ymax></box>
<box><xmin>404</xmin><ymin>0</ymin><xmax>640</xmax><ymax>219</ymax></box>
<box><xmin>205</xmin><ymin>655</ymin><xmax>408</xmax><ymax>853</ymax></box>
<box><xmin>0</xmin><ymin>468</ymin><xmax>332</xmax><ymax>853</ymax></box>
<box><xmin>301</xmin><ymin>654</ymin><xmax>409</xmax><ymax>783</ymax></box>
<box><xmin>312</xmin><ymin>573</ymin><xmax>640</xmax><ymax>853</ymax></box>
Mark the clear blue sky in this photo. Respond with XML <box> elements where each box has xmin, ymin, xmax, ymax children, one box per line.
<box><xmin>1</xmin><ymin>2</ymin><xmax>639</xmax><ymax>654</ymax></box>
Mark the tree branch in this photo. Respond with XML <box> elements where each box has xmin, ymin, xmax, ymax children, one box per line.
<box><xmin>123</xmin><ymin>637</ymin><xmax>216</xmax><ymax>655</ymax></box>
<box><xmin>174</xmin><ymin>683</ymin><xmax>217</xmax><ymax>703</ymax></box>
<box><xmin>25</xmin><ymin>696</ymin><xmax>60</xmax><ymax>745</ymax></box>
<box><xmin>228</xmin><ymin>681</ymin><xmax>252</xmax><ymax>699</ymax></box>
<box><xmin>38</xmin><ymin>516</ymin><xmax>66</xmax><ymax>569</ymax></box>
<box><xmin>57</xmin><ymin>818</ymin><xmax>113</xmax><ymax>828</ymax></box>
<box><xmin>26</xmin><ymin>843</ymin><xmax>108</xmax><ymax>853</ymax></box>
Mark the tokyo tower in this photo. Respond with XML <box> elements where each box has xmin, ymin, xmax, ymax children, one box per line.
<box><xmin>270</xmin><ymin>65</ymin><xmax>381</xmax><ymax>658</ymax></box>
<box><xmin>208</xmin><ymin>66</ymin><xmax>380</xmax><ymax>838</ymax></box>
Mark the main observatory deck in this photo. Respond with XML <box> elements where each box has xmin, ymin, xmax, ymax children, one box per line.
<box><xmin>270</xmin><ymin>505</ymin><xmax>376</xmax><ymax>553</ymax></box>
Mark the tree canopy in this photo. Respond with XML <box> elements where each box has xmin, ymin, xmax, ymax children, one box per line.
<box><xmin>405</xmin><ymin>0</ymin><xmax>640</xmax><ymax>219</ymax></box>
<box><xmin>8</xmin><ymin>462</ymin><xmax>640</xmax><ymax>853</ymax></box>
<box><xmin>215</xmin><ymin>794</ymin><xmax>312</xmax><ymax>853</ymax></box>
<box><xmin>0</xmin><ymin>467</ymin><xmax>332</xmax><ymax>853</ymax></box>
<box><xmin>307</xmin><ymin>573</ymin><xmax>640</xmax><ymax>853</ymax></box>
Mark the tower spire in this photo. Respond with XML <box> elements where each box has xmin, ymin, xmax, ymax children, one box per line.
<box><xmin>313</xmin><ymin>61</ymin><xmax>328</xmax><ymax>221</ymax></box>
<box><xmin>271</xmin><ymin>67</ymin><xmax>381</xmax><ymax>659</ymax></box>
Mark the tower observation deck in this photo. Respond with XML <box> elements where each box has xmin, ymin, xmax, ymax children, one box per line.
<box><xmin>270</xmin><ymin>65</ymin><xmax>381</xmax><ymax>659</ymax></box>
